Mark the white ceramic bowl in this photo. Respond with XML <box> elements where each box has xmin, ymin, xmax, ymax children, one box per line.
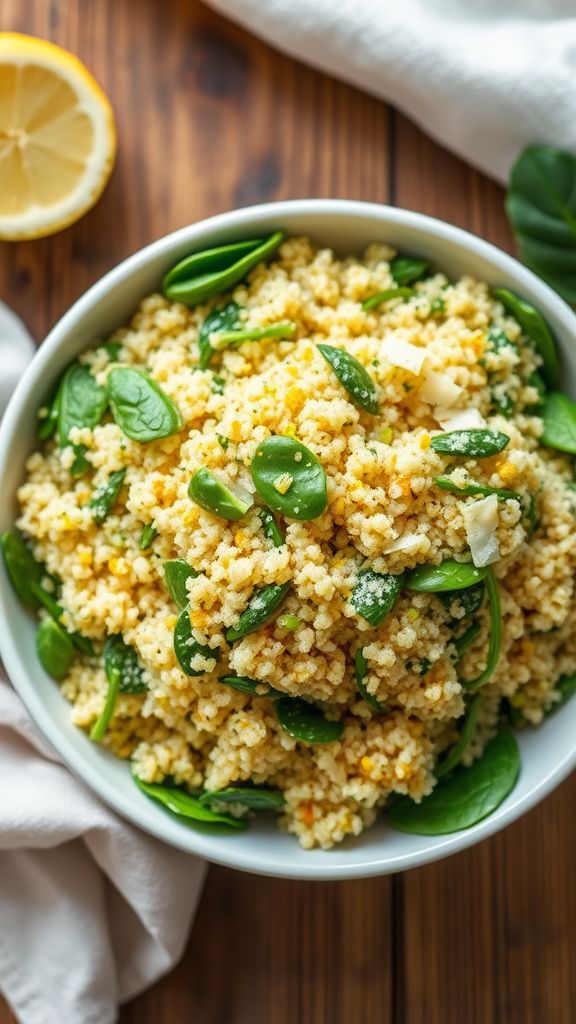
<box><xmin>1</xmin><ymin>200</ymin><xmax>575</xmax><ymax>880</ymax></box>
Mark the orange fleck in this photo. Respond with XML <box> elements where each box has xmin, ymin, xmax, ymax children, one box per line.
<box><xmin>419</xmin><ymin>433</ymin><xmax>431</xmax><ymax>450</ymax></box>
<box><xmin>299</xmin><ymin>802</ymin><xmax>315</xmax><ymax>827</ymax></box>
<box><xmin>497</xmin><ymin>460</ymin><xmax>519</xmax><ymax>482</ymax></box>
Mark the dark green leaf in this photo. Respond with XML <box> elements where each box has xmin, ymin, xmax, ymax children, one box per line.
<box><xmin>492</xmin><ymin>285</ymin><xmax>558</xmax><ymax>386</ymax></box>
<box><xmin>162</xmin><ymin>231</ymin><xmax>284</xmax><ymax>306</ymax></box>
<box><xmin>89</xmin><ymin>469</ymin><xmax>126</xmax><ymax>525</ymax></box>
<box><xmin>540</xmin><ymin>391</ymin><xmax>576</xmax><ymax>454</ymax></box>
<box><xmin>133</xmin><ymin>776</ymin><xmax>247</xmax><ymax>829</ymax></box>
<box><xmin>188</xmin><ymin>467</ymin><xmax>253</xmax><ymax>520</ymax></box>
<box><xmin>431</xmin><ymin>429</ymin><xmax>510</xmax><ymax>458</ymax></box>
<box><xmin>225</xmin><ymin>582</ymin><xmax>291</xmax><ymax>642</ymax></box>
<box><xmin>488</xmin><ymin>325</ymin><xmax>515</xmax><ymax>353</ymax></box>
<box><xmin>354</xmin><ymin>649</ymin><xmax>387</xmax><ymax>713</ymax></box>
<box><xmin>350</xmin><ymin>569</ymin><xmax>403</xmax><ymax>627</ymax></box>
<box><xmin>505</xmin><ymin>145</ymin><xmax>576</xmax><ymax>305</ymax></box>
<box><xmin>211</xmin><ymin>375</ymin><xmax>226</xmax><ymax>395</ymax></box>
<box><xmin>317</xmin><ymin>344</ymin><xmax>379</xmax><ymax>414</ymax></box>
<box><xmin>1</xmin><ymin>531</ymin><xmax>43</xmax><ymax>608</ymax></box>
<box><xmin>108</xmin><ymin>367</ymin><xmax>183</xmax><ymax>442</ymax></box>
<box><xmin>251</xmin><ymin>435</ymin><xmax>327</xmax><ymax>521</ymax></box>
<box><xmin>436</xmin><ymin>695</ymin><xmax>482</xmax><ymax>778</ymax></box>
<box><xmin>139</xmin><ymin>524</ymin><xmax>158</xmax><ymax>550</ymax></box>
<box><xmin>58</xmin><ymin>362</ymin><xmax>109</xmax><ymax>447</ymax></box>
<box><xmin>70</xmin><ymin>444</ymin><xmax>91</xmax><ymax>477</ymax></box>
<box><xmin>405</xmin><ymin>657</ymin><xmax>431</xmax><ymax>676</ymax></box>
<box><xmin>198</xmin><ymin>301</ymin><xmax>242</xmax><ymax>370</ymax></box>
<box><xmin>434</xmin><ymin>475</ymin><xmax>520</xmax><ymax>501</ymax></box>
<box><xmin>452</xmin><ymin>621</ymin><xmax>482</xmax><ymax>663</ymax></box>
<box><xmin>174</xmin><ymin>606</ymin><xmax>219</xmax><ymax>675</ymax></box>
<box><xmin>387</xmin><ymin>731</ymin><xmax>520</xmax><ymax>834</ymax></box>
<box><xmin>546</xmin><ymin>673</ymin><xmax>576</xmax><ymax>716</ymax></box>
<box><xmin>37</xmin><ymin>386</ymin><xmax>61</xmax><ymax>440</ymax></box>
<box><xmin>464</xmin><ymin>571</ymin><xmax>502</xmax><ymax>691</ymax></box>
<box><xmin>36</xmin><ymin>618</ymin><xmax>75</xmax><ymax>680</ymax></box>
<box><xmin>164</xmin><ymin>559</ymin><xmax>199</xmax><ymax>609</ymax></box>
<box><xmin>217</xmin><ymin>674</ymin><xmax>284</xmax><ymax>698</ymax></box>
<box><xmin>216</xmin><ymin>433</ymin><xmax>230</xmax><ymax>450</ymax></box>
<box><xmin>405</xmin><ymin>560</ymin><xmax>488</xmax><ymax>593</ymax></box>
<box><xmin>213</xmin><ymin>322</ymin><xmax>295</xmax><ymax>347</ymax></box>
<box><xmin>199</xmin><ymin>786</ymin><xmax>284</xmax><ymax>811</ymax></box>
<box><xmin>390</xmin><ymin>256</ymin><xmax>430</xmax><ymax>286</ymax></box>
<box><xmin>259</xmin><ymin>507</ymin><xmax>284</xmax><ymax>547</ymax></box>
<box><xmin>439</xmin><ymin>581</ymin><xmax>485</xmax><ymax>618</ymax></box>
<box><xmin>362</xmin><ymin>287</ymin><xmax>415</xmax><ymax>311</ymax></box>
<box><xmin>276</xmin><ymin>697</ymin><xmax>344</xmax><ymax>744</ymax></box>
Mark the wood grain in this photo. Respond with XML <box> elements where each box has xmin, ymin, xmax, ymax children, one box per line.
<box><xmin>1</xmin><ymin>2</ymin><xmax>575</xmax><ymax>1023</ymax></box>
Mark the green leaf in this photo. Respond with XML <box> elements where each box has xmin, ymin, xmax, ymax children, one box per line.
<box><xmin>105</xmin><ymin>634</ymin><xmax>146</xmax><ymax>695</ymax></box>
<box><xmin>431</xmin><ymin>429</ymin><xmax>510</xmax><ymax>458</ymax></box>
<box><xmin>506</xmin><ymin>145</ymin><xmax>576</xmax><ymax>305</ymax></box>
<box><xmin>198</xmin><ymin>301</ymin><xmax>242</xmax><ymax>369</ymax></box>
<box><xmin>546</xmin><ymin>673</ymin><xmax>576</xmax><ymax>716</ymax></box>
<box><xmin>133</xmin><ymin>776</ymin><xmax>247</xmax><ymax>830</ymax></box>
<box><xmin>405</xmin><ymin>560</ymin><xmax>488</xmax><ymax>593</ymax></box>
<box><xmin>225</xmin><ymin>582</ymin><xmax>291</xmax><ymax>642</ymax></box>
<box><xmin>163</xmin><ymin>559</ymin><xmax>199</xmax><ymax>609</ymax></box>
<box><xmin>452</xmin><ymin>621</ymin><xmax>482</xmax><ymax>663</ymax></box>
<box><xmin>438</xmin><ymin>581</ymin><xmax>485</xmax><ymax>619</ymax></box>
<box><xmin>350</xmin><ymin>569</ymin><xmax>403</xmax><ymax>627</ymax></box>
<box><xmin>492</xmin><ymin>285</ymin><xmax>558</xmax><ymax>386</ymax></box>
<box><xmin>251</xmin><ymin>435</ymin><xmax>327</xmax><ymax>521</ymax></box>
<box><xmin>36</xmin><ymin>618</ymin><xmax>75</xmax><ymax>680</ymax></box>
<box><xmin>387</xmin><ymin>731</ymin><xmax>520</xmax><ymax>834</ymax></box>
<box><xmin>317</xmin><ymin>344</ymin><xmax>379</xmax><ymax>414</ymax></box>
<box><xmin>463</xmin><ymin>571</ymin><xmax>502</xmax><ymax>691</ymax></box>
<box><xmin>89</xmin><ymin>469</ymin><xmax>126</xmax><ymax>525</ymax></box>
<box><xmin>139</xmin><ymin>524</ymin><xmax>158</xmax><ymax>550</ymax></box>
<box><xmin>174</xmin><ymin>606</ymin><xmax>219</xmax><ymax>675</ymax></box>
<box><xmin>276</xmin><ymin>697</ymin><xmax>344</xmax><ymax>744</ymax></box>
<box><xmin>1</xmin><ymin>531</ymin><xmax>43</xmax><ymax>608</ymax></box>
<box><xmin>390</xmin><ymin>256</ymin><xmax>430</xmax><ymax>286</ymax></box>
<box><xmin>37</xmin><ymin>386</ymin><xmax>61</xmax><ymax>440</ymax></box>
<box><xmin>58</xmin><ymin>362</ymin><xmax>109</xmax><ymax>447</ymax></box>
<box><xmin>362</xmin><ymin>287</ymin><xmax>415</xmax><ymax>311</ymax></box>
<box><xmin>162</xmin><ymin>231</ymin><xmax>284</xmax><ymax>306</ymax></box>
<box><xmin>434</xmin><ymin>475</ymin><xmax>520</xmax><ymax>502</ymax></box>
<box><xmin>213</xmin><ymin>322</ymin><xmax>295</xmax><ymax>347</ymax></box>
<box><xmin>199</xmin><ymin>786</ymin><xmax>284</xmax><ymax>811</ymax></box>
<box><xmin>259</xmin><ymin>507</ymin><xmax>284</xmax><ymax>547</ymax></box>
<box><xmin>436</xmin><ymin>695</ymin><xmax>482</xmax><ymax>778</ymax></box>
<box><xmin>217</xmin><ymin>674</ymin><xmax>284</xmax><ymax>698</ymax></box>
<box><xmin>108</xmin><ymin>368</ymin><xmax>183</xmax><ymax>442</ymax></box>
<box><xmin>354</xmin><ymin>649</ymin><xmax>387</xmax><ymax>713</ymax></box>
<box><xmin>188</xmin><ymin>467</ymin><xmax>254</xmax><ymax>520</ymax></box>
<box><xmin>89</xmin><ymin>665</ymin><xmax>120</xmax><ymax>742</ymax></box>
<box><xmin>540</xmin><ymin>391</ymin><xmax>576</xmax><ymax>454</ymax></box>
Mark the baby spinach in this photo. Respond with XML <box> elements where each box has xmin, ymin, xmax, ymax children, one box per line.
<box><xmin>546</xmin><ymin>673</ymin><xmax>576</xmax><ymax>715</ymax></box>
<box><xmin>133</xmin><ymin>776</ymin><xmax>247</xmax><ymax>830</ymax></box>
<box><xmin>1</xmin><ymin>530</ymin><xmax>44</xmax><ymax>608</ymax></box>
<box><xmin>188</xmin><ymin>467</ymin><xmax>254</xmax><ymax>520</ymax></box>
<box><xmin>37</xmin><ymin>387</ymin><xmax>60</xmax><ymax>440</ymax></box>
<box><xmin>387</xmin><ymin>730</ymin><xmax>520</xmax><ymax>834</ymax></box>
<box><xmin>36</xmin><ymin>618</ymin><xmax>75</xmax><ymax>681</ymax></box>
<box><xmin>162</xmin><ymin>231</ymin><xmax>284</xmax><ymax>306</ymax></box>
<box><xmin>435</xmin><ymin>696</ymin><xmax>481</xmax><ymax>779</ymax></box>
<box><xmin>317</xmin><ymin>344</ymin><xmax>379</xmax><ymax>414</ymax></box>
<box><xmin>259</xmin><ymin>507</ymin><xmax>284</xmax><ymax>547</ymax></box>
<box><xmin>211</xmin><ymin>375</ymin><xmax>226</xmax><ymax>395</ymax></box>
<box><xmin>225</xmin><ymin>582</ymin><xmax>291</xmax><ymax>642</ymax></box>
<box><xmin>439</xmin><ymin>580</ymin><xmax>485</xmax><ymax>619</ymax></box>
<box><xmin>276</xmin><ymin>697</ymin><xmax>344</xmax><ymax>744</ymax></box>
<box><xmin>89</xmin><ymin>469</ymin><xmax>126</xmax><ymax>525</ymax></box>
<box><xmin>431</xmin><ymin>429</ymin><xmax>510</xmax><ymax>458</ymax></box>
<box><xmin>58</xmin><ymin>362</ymin><xmax>109</xmax><ymax>474</ymax></box>
<box><xmin>464</xmin><ymin>571</ymin><xmax>502</xmax><ymax>691</ymax></box>
<box><xmin>405</xmin><ymin>560</ymin><xmax>488</xmax><ymax>593</ymax></box>
<box><xmin>390</xmin><ymin>256</ymin><xmax>430</xmax><ymax>286</ymax></box>
<box><xmin>506</xmin><ymin>145</ymin><xmax>576</xmax><ymax>305</ymax></box>
<box><xmin>163</xmin><ymin>559</ymin><xmax>199</xmax><ymax>609</ymax></box>
<box><xmin>405</xmin><ymin>657</ymin><xmax>431</xmax><ymax>676</ymax></box>
<box><xmin>540</xmin><ymin>391</ymin><xmax>576</xmax><ymax>454</ymax></box>
<box><xmin>198</xmin><ymin>301</ymin><xmax>242</xmax><ymax>369</ymax></box>
<box><xmin>434</xmin><ymin>475</ymin><xmax>520</xmax><ymax>502</ymax></box>
<box><xmin>90</xmin><ymin>635</ymin><xmax>146</xmax><ymax>742</ymax></box>
<box><xmin>174</xmin><ymin>606</ymin><xmax>219</xmax><ymax>676</ymax></box>
<box><xmin>362</xmin><ymin>287</ymin><xmax>415</xmax><ymax>311</ymax></box>
<box><xmin>350</xmin><ymin>569</ymin><xmax>403</xmax><ymax>627</ymax></box>
<box><xmin>217</xmin><ymin>674</ymin><xmax>284</xmax><ymax>698</ymax></box>
<box><xmin>251</xmin><ymin>435</ymin><xmax>328</xmax><ymax>521</ymax></box>
<box><xmin>213</xmin><ymin>321</ymin><xmax>295</xmax><ymax>348</ymax></box>
<box><xmin>492</xmin><ymin>286</ymin><xmax>558</xmax><ymax>386</ymax></box>
<box><xmin>354</xmin><ymin>649</ymin><xmax>387</xmax><ymax>713</ymax></box>
<box><xmin>139</xmin><ymin>524</ymin><xmax>158</xmax><ymax>550</ymax></box>
<box><xmin>199</xmin><ymin>785</ymin><xmax>284</xmax><ymax>812</ymax></box>
<box><xmin>108</xmin><ymin>368</ymin><xmax>183</xmax><ymax>442</ymax></box>
<box><xmin>452</xmin><ymin>621</ymin><xmax>482</xmax><ymax>663</ymax></box>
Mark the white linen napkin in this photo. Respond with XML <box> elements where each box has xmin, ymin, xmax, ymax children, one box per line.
<box><xmin>206</xmin><ymin>0</ymin><xmax>576</xmax><ymax>184</ymax></box>
<box><xmin>0</xmin><ymin>303</ymin><xmax>206</xmax><ymax>1024</ymax></box>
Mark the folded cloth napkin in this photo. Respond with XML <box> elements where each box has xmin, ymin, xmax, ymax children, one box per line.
<box><xmin>206</xmin><ymin>0</ymin><xmax>576</xmax><ymax>184</ymax></box>
<box><xmin>0</xmin><ymin>303</ymin><xmax>206</xmax><ymax>1024</ymax></box>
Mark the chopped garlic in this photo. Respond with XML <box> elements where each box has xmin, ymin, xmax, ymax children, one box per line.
<box><xmin>434</xmin><ymin>407</ymin><xmax>487</xmax><ymax>430</ymax></box>
<box><xmin>463</xmin><ymin>494</ymin><xmax>499</xmax><ymax>567</ymax></box>
<box><xmin>419</xmin><ymin>370</ymin><xmax>462</xmax><ymax>408</ymax></box>
<box><xmin>381</xmin><ymin>336</ymin><xmax>427</xmax><ymax>375</ymax></box>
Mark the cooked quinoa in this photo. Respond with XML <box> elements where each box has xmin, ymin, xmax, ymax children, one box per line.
<box><xmin>15</xmin><ymin>236</ymin><xmax>576</xmax><ymax>849</ymax></box>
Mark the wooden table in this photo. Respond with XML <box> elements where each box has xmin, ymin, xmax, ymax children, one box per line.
<box><xmin>2</xmin><ymin>2</ymin><xmax>576</xmax><ymax>1021</ymax></box>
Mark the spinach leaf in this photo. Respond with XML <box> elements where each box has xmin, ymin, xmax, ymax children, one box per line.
<box><xmin>108</xmin><ymin>368</ymin><xmax>183</xmax><ymax>442</ymax></box>
<box><xmin>540</xmin><ymin>391</ymin><xmax>576</xmax><ymax>454</ymax></box>
<box><xmin>37</xmin><ymin>386</ymin><xmax>61</xmax><ymax>440</ymax></box>
<box><xmin>405</xmin><ymin>657</ymin><xmax>431</xmax><ymax>676</ymax></box>
<box><xmin>1</xmin><ymin>530</ymin><xmax>44</xmax><ymax>608</ymax></box>
<box><xmin>89</xmin><ymin>469</ymin><xmax>126</xmax><ymax>525</ymax></box>
<box><xmin>217</xmin><ymin>674</ymin><xmax>284</xmax><ymax>698</ymax></box>
<box><xmin>139</xmin><ymin>524</ymin><xmax>158</xmax><ymax>550</ymax></box>
<box><xmin>317</xmin><ymin>344</ymin><xmax>379</xmax><ymax>414</ymax></box>
<box><xmin>464</xmin><ymin>571</ymin><xmax>502</xmax><ymax>691</ymax></box>
<box><xmin>436</xmin><ymin>695</ymin><xmax>482</xmax><ymax>778</ymax></box>
<box><xmin>276</xmin><ymin>697</ymin><xmax>344</xmax><ymax>744</ymax></box>
<box><xmin>434</xmin><ymin>475</ymin><xmax>520</xmax><ymax>502</ymax></box>
<box><xmin>354</xmin><ymin>649</ymin><xmax>387</xmax><ymax>713</ymax></box>
<box><xmin>133</xmin><ymin>776</ymin><xmax>247</xmax><ymax>830</ymax></box>
<box><xmin>405</xmin><ymin>560</ymin><xmax>488</xmax><ymax>593</ymax></box>
<box><xmin>199</xmin><ymin>786</ymin><xmax>284</xmax><ymax>811</ymax></box>
<box><xmin>259</xmin><ymin>507</ymin><xmax>284</xmax><ymax>547</ymax></box>
<box><xmin>36</xmin><ymin>618</ymin><xmax>75</xmax><ymax>680</ymax></box>
<box><xmin>174</xmin><ymin>606</ymin><xmax>219</xmax><ymax>676</ymax></box>
<box><xmin>163</xmin><ymin>559</ymin><xmax>199</xmax><ymax>609</ymax></box>
<box><xmin>162</xmin><ymin>231</ymin><xmax>284</xmax><ymax>306</ymax></box>
<box><xmin>225</xmin><ymin>582</ymin><xmax>291</xmax><ymax>642</ymax></box>
<box><xmin>198</xmin><ymin>301</ymin><xmax>242</xmax><ymax>370</ymax></box>
<box><xmin>390</xmin><ymin>256</ymin><xmax>430</xmax><ymax>286</ymax></box>
<box><xmin>505</xmin><ymin>145</ymin><xmax>576</xmax><ymax>305</ymax></box>
<box><xmin>251</xmin><ymin>435</ymin><xmax>327</xmax><ymax>521</ymax></box>
<box><xmin>350</xmin><ymin>569</ymin><xmax>403</xmax><ymax>627</ymax></box>
<box><xmin>58</xmin><ymin>362</ymin><xmax>108</xmax><ymax>473</ymax></box>
<box><xmin>431</xmin><ymin>429</ymin><xmax>509</xmax><ymax>458</ymax></box>
<box><xmin>387</xmin><ymin>731</ymin><xmax>520</xmax><ymax>834</ymax></box>
<box><xmin>212</xmin><ymin>322</ymin><xmax>295</xmax><ymax>349</ymax></box>
<box><xmin>452</xmin><ymin>621</ymin><xmax>482</xmax><ymax>663</ymax></box>
<box><xmin>492</xmin><ymin>286</ymin><xmax>558</xmax><ymax>386</ymax></box>
<box><xmin>546</xmin><ymin>673</ymin><xmax>576</xmax><ymax>716</ymax></box>
<box><xmin>90</xmin><ymin>635</ymin><xmax>146</xmax><ymax>742</ymax></box>
<box><xmin>188</xmin><ymin>467</ymin><xmax>254</xmax><ymax>520</ymax></box>
<box><xmin>362</xmin><ymin>287</ymin><xmax>415</xmax><ymax>311</ymax></box>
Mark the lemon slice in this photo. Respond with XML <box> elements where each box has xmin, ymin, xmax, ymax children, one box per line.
<box><xmin>0</xmin><ymin>33</ymin><xmax>116</xmax><ymax>240</ymax></box>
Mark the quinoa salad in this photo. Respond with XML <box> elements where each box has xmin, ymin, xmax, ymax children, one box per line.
<box><xmin>4</xmin><ymin>231</ymin><xmax>576</xmax><ymax>849</ymax></box>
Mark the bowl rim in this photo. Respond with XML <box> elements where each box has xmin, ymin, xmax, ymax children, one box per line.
<box><xmin>1</xmin><ymin>197</ymin><xmax>575</xmax><ymax>880</ymax></box>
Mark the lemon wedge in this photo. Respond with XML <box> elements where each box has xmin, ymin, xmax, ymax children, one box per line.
<box><xmin>0</xmin><ymin>33</ymin><xmax>116</xmax><ymax>240</ymax></box>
